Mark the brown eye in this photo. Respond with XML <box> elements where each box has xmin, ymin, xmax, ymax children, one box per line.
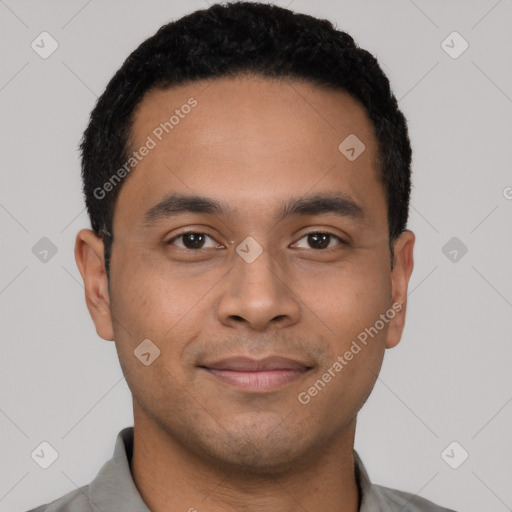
<box><xmin>293</xmin><ymin>232</ymin><xmax>345</xmax><ymax>250</ymax></box>
<box><xmin>167</xmin><ymin>232</ymin><xmax>219</xmax><ymax>250</ymax></box>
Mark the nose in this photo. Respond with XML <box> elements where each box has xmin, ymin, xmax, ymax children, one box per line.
<box><xmin>215</xmin><ymin>244</ymin><xmax>301</xmax><ymax>332</ymax></box>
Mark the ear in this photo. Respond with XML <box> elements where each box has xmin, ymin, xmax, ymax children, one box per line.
<box><xmin>74</xmin><ymin>229</ymin><xmax>115</xmax><ymax>341</ymax></box>
<box><xmin>386</xmin><ymin>230</ymin><xmax>415</xmax><ymax>349</ymax></box>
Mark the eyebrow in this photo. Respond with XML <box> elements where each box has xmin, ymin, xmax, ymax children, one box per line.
<box><xmin>143</xmin><ymin>192</ymin><xmax>366</xmax><ymax>225</ymax></box>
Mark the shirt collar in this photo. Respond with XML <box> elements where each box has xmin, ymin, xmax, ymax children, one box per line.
<box><xmin>88</xmin><ymin>427</ymin><xmax>150</xmax><ymax>512</ymax></box>
<box><xmin>88</xmin><ymin>426</ymin><xmax>386</xmax><ymax>512</ymax></box>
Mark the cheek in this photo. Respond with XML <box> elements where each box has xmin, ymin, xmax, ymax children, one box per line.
<box><xmin>110</xmin><ymin>249</ymin><xmax>204</xmax><ymax>334</ymax></box>
<box><xmin>108</xmin><ymin>260</ymin><xmax>204</xmax><ymax>408</ymax></box>
<box><xmin>108</xmin><ymin>251</ymin><xmax>220</xmax><ymax>372</ymax></box>
<box><xmin>298</xmin><ymin>269</ymin><xmax>390</xmax><ymax>421</ymax></box>
<box><xmin>297</xmin><ymin>257</ymin><xmax>391</xmax><ymax>341</ymax></box>
<box><xmin>325</xmin><ymin>262</ymin><xmax>390</xmax><ymax>391</ymax></box>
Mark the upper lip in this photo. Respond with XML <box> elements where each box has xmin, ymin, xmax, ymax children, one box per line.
<box><xmin>200</xmin><ymin>356</ymin><xmax>312</xmax><ymax>372</ymax></box>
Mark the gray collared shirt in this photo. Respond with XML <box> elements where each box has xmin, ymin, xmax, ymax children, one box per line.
<box><xmin>27</xmin><ymin>426</ymin><xmax>456</xmax><ymax>512</ymax></box>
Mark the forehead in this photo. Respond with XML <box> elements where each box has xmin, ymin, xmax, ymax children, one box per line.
<box><xmin>132</xmin><ymin>75</ymin><xmax>377</xmax><ymax>153</ymax></box>
<box><xmin>113</xmin><ymin>75</ymin><xmax>386</xmax><ymax>234</ymax></box>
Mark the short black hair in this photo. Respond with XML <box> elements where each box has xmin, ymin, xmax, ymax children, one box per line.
<box><xmin>80</xmin><ymin>1</ymin><xmax>412</xmax><ymax>279</ymax></box>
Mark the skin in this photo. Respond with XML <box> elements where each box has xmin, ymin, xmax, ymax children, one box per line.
<box><xmin>75</xmin><ymin>75</ymin><xmax>414</xmax><ymax>512</ymax></box>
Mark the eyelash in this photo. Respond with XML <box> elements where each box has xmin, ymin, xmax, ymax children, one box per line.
<box><xmin>165</xmin><ymin>230</ymin><xmax>347</xmax><ymax>250</ymax></box>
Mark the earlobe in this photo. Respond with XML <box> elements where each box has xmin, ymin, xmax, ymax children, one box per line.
<box><xmin>386</xmin><ymin>230</ymin><xmax>415</xmax><ymax>349</ymax></box>
<box><xmin>74</xmin><ymin>229</ymin><xmax>115</xmax><ymax>341</ymax></box>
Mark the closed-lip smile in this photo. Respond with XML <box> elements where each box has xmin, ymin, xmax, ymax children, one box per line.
<box><xmin>199</xmin><ymin>356</ymin><xmax>312</xmax><ymax>393</ymax></box>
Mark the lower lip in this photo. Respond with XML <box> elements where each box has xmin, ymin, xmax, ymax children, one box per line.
<box><xmin>203</xmin><ymin>368</ymin><xmax>309</xmax><ymax>392</ymax></box>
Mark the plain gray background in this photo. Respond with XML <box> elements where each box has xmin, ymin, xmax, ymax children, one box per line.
<box><xmin>1</xmin><ymin>1</ymin><xmax>511</xmax><ymax>511</ymax></box>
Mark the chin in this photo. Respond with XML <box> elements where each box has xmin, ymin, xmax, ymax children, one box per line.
<box><xmin>213</xmin><ymin>439</ymin><xmax>303</xmax><ymax>476</ymax></box>
<box><xmin>189</xmin><ymin>419</ymin><xmax>315</xmax><ymax>476</ymax></box>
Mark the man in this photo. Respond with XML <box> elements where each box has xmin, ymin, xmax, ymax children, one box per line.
<box><xmin>28</xmin><ymin>2</ymin><xmax>456</xmax><ymax>511</ymax></box>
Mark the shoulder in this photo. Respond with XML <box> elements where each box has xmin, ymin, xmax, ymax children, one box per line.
<box><xmin>23</xmin><ymin>484</ymin><xmax>92</xmax><ymax>512</ymax></box>
<box><xmin>373</xmin><ymin>483</ymin><xmax>457</xmax><ymax>512</ymax></box>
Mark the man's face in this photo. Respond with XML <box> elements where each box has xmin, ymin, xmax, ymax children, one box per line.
<box><xmin>78</xmin><ymin>75</ymin><xmax>414</xmax><ymax>472</ymax></box>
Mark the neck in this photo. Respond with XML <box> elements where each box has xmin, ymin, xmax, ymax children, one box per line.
<box><xmin>130</xmin><ymin>411</ymin><xmax>360</xmax><ymax>512</ymax></box>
